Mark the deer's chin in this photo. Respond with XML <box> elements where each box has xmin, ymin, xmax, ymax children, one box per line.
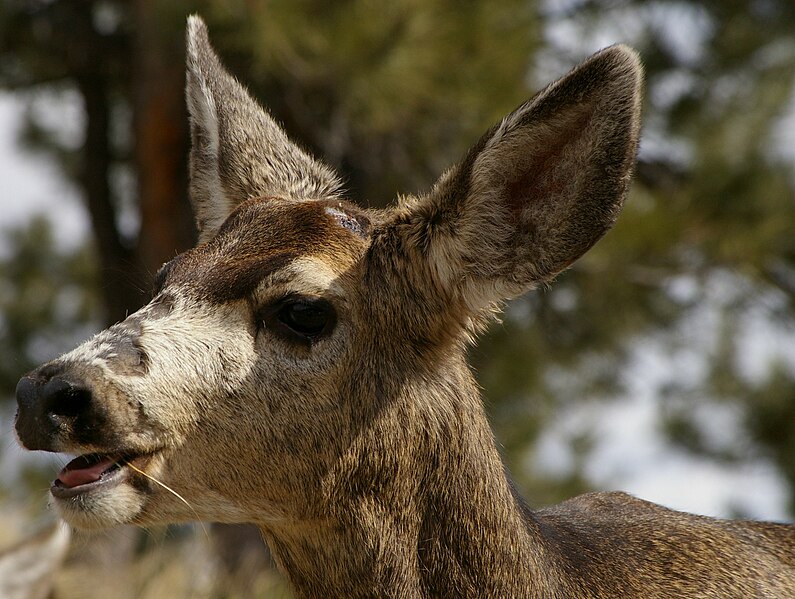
<box><xmin>52</xmin><ymin>476</ymin><xmax>146</xmax><ymax>530</ymax></box>
<box><xmin>50</xmin><ymin>453</ymin><xmax>159</xmax><ymax>530</ymax></box>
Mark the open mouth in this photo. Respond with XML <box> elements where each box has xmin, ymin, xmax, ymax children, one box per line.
<box><xmin>51</xmin><ymin>453</ymin><xmax>152</xmax><ymax>499</ymax></box>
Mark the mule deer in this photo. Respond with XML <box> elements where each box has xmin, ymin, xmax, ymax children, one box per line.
<box><xmin>15</xmin><ymin>16</ymin><xmax>795</xmax><ymax>598</ymax></box>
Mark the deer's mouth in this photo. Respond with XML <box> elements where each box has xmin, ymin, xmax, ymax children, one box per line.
<box><xmin>51</xmin><ymin>453</ymin><xmax>154</xmax><ymax>499</ymax></box>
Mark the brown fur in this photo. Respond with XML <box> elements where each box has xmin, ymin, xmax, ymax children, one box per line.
<box><xmin>15</xmin><ymin>16</ymin><xmax>795</xmax><ymax>599</ymax></box>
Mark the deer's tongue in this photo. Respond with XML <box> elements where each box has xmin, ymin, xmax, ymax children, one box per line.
<box><xmin>57</xmin><ymin>455</ymin><xmax>120</xmax><ymax>488</ymax></box>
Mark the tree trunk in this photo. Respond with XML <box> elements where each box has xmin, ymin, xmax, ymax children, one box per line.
<box><xmin>77</xmin><ymin>74</ymin><xmax>146</xmax><ymax>326</ymax></box>
<box><xmin>132</xmin><ymin>0</ymin><xmax>194</xmax><ymax>277</ymax></box>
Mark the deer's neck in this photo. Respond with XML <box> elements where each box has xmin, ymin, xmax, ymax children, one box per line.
<box><xmin>260</xmin><ymin>366</ymin><xmax>552</xmax><ymax>599</ymax></box>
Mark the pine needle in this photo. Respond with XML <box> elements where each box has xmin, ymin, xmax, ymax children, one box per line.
<box><xmin>122</xmin><ymin>459</ymin><xmax>210</xmax><ymax>541</ymax></box>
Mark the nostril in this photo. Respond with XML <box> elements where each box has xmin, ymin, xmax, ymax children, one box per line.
<box><xmin>40</xmin><ymin>378</ymin><xmax>92</xmax><ymax>421</ymax></box>
<box><xmin>15</xmin><ymin>369</ymin><xmax>97</xmax><ymax>451</ymax></box>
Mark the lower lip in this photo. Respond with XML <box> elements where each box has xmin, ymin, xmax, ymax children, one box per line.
<box><xmin>50</xmin><ymin>464</ymin><xmax>128</xmax><ymax>499</ymax></box>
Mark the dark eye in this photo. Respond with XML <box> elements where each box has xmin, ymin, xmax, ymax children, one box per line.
<box><xmin>279</xmin><ymin>301</ymin><xmax>329</xmax><ymax>336</ymax></box>
<box><xmin>259</xmin><ymin>297</ymin><xmax>336</xmax><ymax>344</ymax></box>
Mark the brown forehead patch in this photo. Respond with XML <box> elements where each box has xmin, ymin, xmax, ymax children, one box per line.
<box><xmin>157</xmin><ymin>197</ymin><xmax>370</xmax><ymax>302</ymax></box>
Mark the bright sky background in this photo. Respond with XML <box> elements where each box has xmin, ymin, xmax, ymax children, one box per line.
<box><xmin>0</xmin><ymin>93</ymin><xmax>87</xmax><ymax>250</ymax></box>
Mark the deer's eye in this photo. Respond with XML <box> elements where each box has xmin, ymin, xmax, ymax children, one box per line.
<box><xmin>279</xmin><ymin>301</ymin><xmax>329</xmax><ymax>336</ymax></box>
<box><xmin>259</xmin><ymin>297</ymin><xmax>336</xmax><ymax>344</ymax></box>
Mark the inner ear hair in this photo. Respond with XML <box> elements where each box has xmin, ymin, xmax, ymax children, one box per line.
<box><xmin>395</xmin><ymin>45</ymin><xmax>642</xmax><ymax>313</ymax></box>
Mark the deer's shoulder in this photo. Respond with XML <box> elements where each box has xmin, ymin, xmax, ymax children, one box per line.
<box><xmin>532</xmin><ymin>491</ymin><xmax>795</xmax><ymax>597</ymax></box>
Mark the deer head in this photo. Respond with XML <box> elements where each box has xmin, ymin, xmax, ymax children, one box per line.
<box><xmin>15</xmin><ymin>15</ymin><xmax>640</xmax><ymax>540</ymax></box>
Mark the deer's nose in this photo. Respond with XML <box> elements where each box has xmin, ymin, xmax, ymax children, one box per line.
<box><xmin>15</xmin><ymin>369</ymin><xmax>94</xmax><ymax>451</ymax></box>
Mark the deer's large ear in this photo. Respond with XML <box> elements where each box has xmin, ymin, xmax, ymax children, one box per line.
<box><xmin>393</xmin><ymin>45</ymin><xmax>642</xmax><ymax>313</ymax></box>
<box><xmin>185</xmin><ymin>16</ymin><xmax>341</xmax><ymax>243</ymax></box>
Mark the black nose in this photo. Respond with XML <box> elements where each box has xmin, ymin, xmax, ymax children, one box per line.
<box><xmin>15</xmin><ymin>369</ymin><xmax>93</xmax><ymax>451</ymax></box>
<box><xmin>15</xmin><ymin>376</ymin><xmax>40</xmax><ymax>414</ymax></box>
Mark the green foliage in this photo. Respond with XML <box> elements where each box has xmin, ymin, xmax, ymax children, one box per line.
<box><xmin>0</xmin><ymin>217</ymin><xmax>99</xmax><ymax>396</ymax></box>
<box><xmin>203</xmin><ymin>0</ymin><xmax>540</xmax><ymax>202</ymax></box>
<box><xmin>745</xmin><ymin>367</ymin><xmax>795</xmax><ymax>513</ymax></box>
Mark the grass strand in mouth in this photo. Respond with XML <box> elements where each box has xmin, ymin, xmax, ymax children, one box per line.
<box><xmin>119</xmin><ymin>458</ymin><xmax>209</xmax><ymax>541</ymax></box>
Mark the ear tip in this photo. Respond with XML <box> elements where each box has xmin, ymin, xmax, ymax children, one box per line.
<box><xmin>604</xmin><ymin>44</ymin><xmax>641</xmax><ymax>64</ymax></box>
<box><xmin>186</xmin><ymin>14</ymin><xmax>209</xmax><ymax>44</ymax></box>
<box><xmin>597</xmin><ymin>44</ymin><xmax>644</xmax><ymax>86</ymax></box>
<box><xmin>185</xmin><ymin>14</ymin><xmax>212</xmax><ymax>69</ymax></box>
